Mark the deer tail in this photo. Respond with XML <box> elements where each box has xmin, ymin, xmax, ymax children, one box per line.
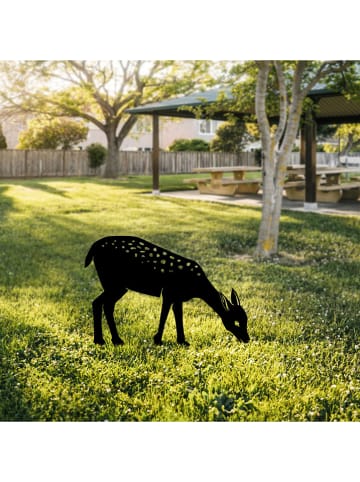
<box><xmin>84</xmin><ymin>243</ymin><xmax>96</xmax><ymax>268</ymax></box>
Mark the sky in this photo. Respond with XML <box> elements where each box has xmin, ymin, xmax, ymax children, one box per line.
<box><xmin>2</xmin><ymin>1</ymin><xmax>359</xmax><ymax>60</ymax></box>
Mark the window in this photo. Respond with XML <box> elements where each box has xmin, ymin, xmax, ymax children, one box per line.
<box><xmin>198</xmin><ymin>119</ymin><xmax>218</xmax><ymax>135</ymax></box>
<box><xmin>132</xmin><ymin>116</ymin><xmax>152</xmax><ymax>134</ymax></box>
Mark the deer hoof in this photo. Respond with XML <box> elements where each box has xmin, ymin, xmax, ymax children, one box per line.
<box><xmin>153</xmin><ymin>334</ymin><xmax>163</xmax><ymax>345</ymax></box>
<box><xmin>178</xmin><ymin>340</ymin><xmax>190</xmax><ymax>347</ymax></box>
<box><xmin>112</xmin><ymin>337</ymin><xmax>124</xmax><ymax>346</ymax></box>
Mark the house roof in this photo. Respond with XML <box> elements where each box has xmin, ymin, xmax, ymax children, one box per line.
<box><xmin>127</xmin><ymin>86</ymin><xmax>360</xmax><ymax>125</ymax></box>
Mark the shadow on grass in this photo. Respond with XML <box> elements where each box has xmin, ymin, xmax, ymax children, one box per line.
<box><xmin>0</xmin><ymin>185</ymin><xmax>16</xmax><ymax>221</ymax></box>
<box><xmin>13</xmin><ymin>180</ymin><xmax>70</xmax><ymax>197</ymax></box>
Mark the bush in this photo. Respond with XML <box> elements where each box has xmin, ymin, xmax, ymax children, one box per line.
<box><xmin>168</xmin><ymin>138</ymin><xmax>209</xmax><ymax>152</ymax></box>
<box><xmin>17</xmin><ymin>117</ymin><xmax>88</xmax><ymax>150</ymax></box>
<box><xmin>210</xmin><ymin>120</ymin><xmax>253</xmax><ymax>153</ymax></box>
<box><xmin>0</xmin><ymin>124</ymin><xmax>7</xmax><ymax>149</ymax></box>
<box><xmin>86</xmin><ymin>143</ymin><xmax>107</xmax><ymax>169</ymax></box>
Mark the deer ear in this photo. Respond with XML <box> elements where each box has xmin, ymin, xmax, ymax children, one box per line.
<box><xmin>219</xmin><ymin>292</ymin><xmax>231</xmax><ymax>312</ymax></box>
<box><xmin>231</xmin><ymin>288</ymin><xmax>241</xmax><ymax>307</ymax></box>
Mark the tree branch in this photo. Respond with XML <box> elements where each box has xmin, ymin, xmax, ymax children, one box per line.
<box><xmin>255</xmin><ymin>61</ymin><xmax>272</xmax><ymax>154</ymax></box>
<box><xmin>274</xmin><ymin>61</ymin><xmax>288</xmax><ymax>148</ymax></box>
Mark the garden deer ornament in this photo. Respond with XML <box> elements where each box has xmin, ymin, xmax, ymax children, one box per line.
<box><xmin>85</xmin><ymin>236</ymin><xmax>249</xmax><ymax>346</ymax></box>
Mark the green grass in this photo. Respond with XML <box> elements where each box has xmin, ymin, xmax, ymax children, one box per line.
<box><xmin>0</xmin><ymin>175</ymin><xmax>359</xmax><ymax>421</ymax></box>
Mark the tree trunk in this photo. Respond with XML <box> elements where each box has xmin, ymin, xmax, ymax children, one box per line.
<box><xmin>103</xmin><ymin>127</ymin><xmax>119</xmax><ymax>178</ymax></box>
<box><xmin>255</xmin><ymin>150</ymin><xmax>287</xmax><ymax>258</ymax></box>
<box><xmin>254</xmin><ymin>61</ymin><xmax>304</xmax><ymax>259</ymax></box>
<box><xmin>340</xmin><ymin>133</ymin><xmax>353</xmax><ymax>156</ymax></box>
<box><xmin>254</xmin><ymin>61</ymin><xmax>282</xmax><ymax>258</ymax></box>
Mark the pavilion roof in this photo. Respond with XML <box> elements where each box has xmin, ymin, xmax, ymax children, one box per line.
<box><xmin>127</xmin><ymin>85</ymin><xmax>360</xmax><ymax>125</ymax></box>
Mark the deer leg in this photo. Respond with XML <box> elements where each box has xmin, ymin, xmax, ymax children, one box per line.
<box><xmin>92</xmin><ymin>292</ymin><xmax>106</xmax><ymax>345</ymax></box>
<box><xmin>154</xmin><ymin>296</ymin><xmax>172</xmax><ymax>345</ymax></box>
<box><xmin>103</xmin><ymin>288</ymin><xmax>127</xmax><ymax>345</ymax></box>
<box><xmin>172</xmin><ymin>302</ymin><xmax>189</xmax><ymax>346</ymax></box>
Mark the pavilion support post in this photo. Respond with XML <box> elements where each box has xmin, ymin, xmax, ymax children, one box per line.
<box><xmin>301</xmin><ymin>113</ymin><xmax>318</xmax><ymax>211</ymax></box>
<box><xmin>152</xmin><ymin>114</ymin><xmax>160</xmax><ymax>195</ymax></box>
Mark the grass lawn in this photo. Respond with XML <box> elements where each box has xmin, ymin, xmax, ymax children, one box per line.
<box><xmin>0</xmin><ymin>175</ymin><xmax>359</xmax><ymax>421</ymax></box>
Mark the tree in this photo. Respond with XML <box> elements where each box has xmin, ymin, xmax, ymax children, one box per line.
<box><xmin>335</xmin><ymin>124</ymin><xmax>360</xmax><ymax>155</ymax></box>
<box><xmin>0</xmin><ymin>61</ymin><xmax>220</xmax><ymax>177</ymax></box>
<box><xmin>0</xmin><ymin>123</ymin><xmax>7</xmax><ymax>148</ymax></box>
<box><xmin>229</xmin><ymin>61</ymin><xmax>358</xmax><ymax>258</ymax></box>
<box><xmin>210</xmin><ymin>120</ymin><xmax>257</xmax><ymax>152</ymax></box>
<box><xmin>254</xmin><ymin>61</ymin><xmax>360</xmax><ymax>258</ymax></box>
<box><xmin>17</xmin><ymin>116</ymin><xmax>88</xmax><ymax>149</ymax></box>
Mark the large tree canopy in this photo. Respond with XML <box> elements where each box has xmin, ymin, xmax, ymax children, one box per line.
<box><xmin>0</xmin><ymin>60</ymin><xmax>221</xmax><ymax>177</ymax></box>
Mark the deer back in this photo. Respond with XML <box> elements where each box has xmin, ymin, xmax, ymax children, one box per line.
<box><xmin>86</xmin><ymin>236</ymin><xmax>207</xmax><ymax>297</ymax></box>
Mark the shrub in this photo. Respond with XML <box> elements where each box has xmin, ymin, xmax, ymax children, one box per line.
<box><xmin>210</xmin><ymin>120</ymin><xmax>253</xmax><ymax>153</ymax></box>
<box><xmin>168</xmin><ymin>138</ymin><xmax>210</xmax><ymax>152</ymax></box>
<box><xmin>86</xmin><ymin>143</ymin><xmax>107</xmax><ymax>169</ymax></box>
<box><xmin>0</xmin><ymin>124</ymin><xmax>7</xmax><ymax>149</ymax></box>
<box><xmin>17</xmin><ymin>117</ymin><xmax>88</xmax><ymax>149</ymax></box>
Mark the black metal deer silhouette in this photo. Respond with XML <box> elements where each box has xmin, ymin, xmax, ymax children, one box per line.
<box><xmin>85</xmin><ymin>236</ymin><xmax>249</xmax><ymax>346</ymax></box>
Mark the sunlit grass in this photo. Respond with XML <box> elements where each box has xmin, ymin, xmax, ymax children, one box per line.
<box><xmin>0</xmin><ymin>176</ymin><xmax>359</xmax><ymax>421</ymax></box>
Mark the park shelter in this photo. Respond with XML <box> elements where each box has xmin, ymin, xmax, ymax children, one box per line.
<box><xmin>126</xmin><ymin>85</ymin><xmax>360</xmax><ymax>207</ymax></box>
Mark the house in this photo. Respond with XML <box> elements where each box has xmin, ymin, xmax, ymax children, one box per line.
<box><xmin>118</xmin><ymin>117</ymin><xmax>222</xmax><ymax>151</ymax></box>
<box><xmin>1</xmin><ymin>114</ymin><xmax>222</xmax><ymax>151</ymax></box>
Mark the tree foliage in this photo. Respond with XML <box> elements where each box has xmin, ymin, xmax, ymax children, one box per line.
<box><xmin>335</xmin><ymin>124</ymin><xmax>360</xmax><ymax>154</ymax></box>
<box><xmin>168</xmin><ymin>138</ymin><xmax>209</xmax><ymax>151</ymax></box>
<box><xmin>0</xmin><ymin>60</ymin><xmax>223</xmax><ymax>177</ymax></box>
<box><xmin>227</xmin><ymin>61</ymin><xmax>360</xmax><ymax>258</ymax></box>
<box><xmin>17</xmin><ymin>116</ymin><xmax>88</xmax><ymax>149</ymax></box>
<box><xmin>210</xmin><ymin>120</ymin><xmax>257</xmax><ymax>152</ymax></box>
<box><xmin>86</xmin><ymin>143</ymin><xmax>107</xmax><ymax>169</ymax></box>
<box><xmin>0</xmin><ymin>123</ymin><xmax>7</xmax><ymax>148</ymax></box>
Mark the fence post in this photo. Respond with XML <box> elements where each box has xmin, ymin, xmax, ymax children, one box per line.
<box><xmin>25</xmin><ymin>150</ymin><xmax>28</xmax><ymax>177</ymax></box>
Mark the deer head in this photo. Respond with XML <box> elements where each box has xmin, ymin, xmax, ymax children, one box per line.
<box><xmin>220</xmin><ymin>289</ymin><xmax>249</xmax><ymax>343</ymax></box>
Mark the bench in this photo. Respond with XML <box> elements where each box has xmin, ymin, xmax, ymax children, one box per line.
<box><xmin>283</xmin><ymin>182</ymin><xmax>339</xmax><ymax>203</ymax></box>
<box><xmin>183</xmin><ymin>177</ymin><xmax>237</xmax><ymax>195</ymax></box>
<box><xmin>284</xmin><ymin>181</ymin><xmax>305</xmax><ymax>188</ymax></box>
<box><xmin>220</xmin><ymin>178</ymin><xmax>262</xmax><ymax>194</ymax></box>
<box><xmin>284</xmin><ymin>181</ymin><xmax>305</xmax><ymax>201</ymax></box>
<box><xmin>318</xmin><ymin>182</ymin><xmax>360</xmax><ymax>202</ymax></box>
<box><xmin>338</xmin><ymin>182</ymin><xmax>360</xmax><ymax>200</ymax></box>
<box><xmin>285</xmin><ymin>184</ymin><xmax>343</xmax><ymax>202</ymax></box>
<box><xmin>220</xmin><ymin>178</ymin><xmax>262</xmax><ymax>185</ymax></box>
<box><xmin>183</xmin><ymin>177</ymin><xmax>262</xmax><ymax>195</ymax></box>
<box><xmin>183</xmin><ymin>177</ymin><xmax>211</xmax><ymax>185</ymax></box>
<box><xmin>319</xmin><ymin>182</ymin><xmax>360</xmax><ymax>201</ymax></box>
<box><xmin>317</xmin><ymin>184</ymin><xmax>343</xmax><ymax>202</ymax></box>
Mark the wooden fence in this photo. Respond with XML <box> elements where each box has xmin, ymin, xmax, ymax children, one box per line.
<box><xmin>118</xmin><ymin>151</ymin><xmax>257</xmax><ymax>175</ymax></box>
<box><xmin>0</xmin><ymin>150</ymin><xmax>256</xmax><ymax>178</ymax></box>
<box><xmin>0</xmin><ymin>150</ymin><xmax>95</xmax><ymax>178</ymax></box>
<box><xmin>0</xmin><ymin>149</ymin><xmax>354</xmax><ymax>179</ymax></box>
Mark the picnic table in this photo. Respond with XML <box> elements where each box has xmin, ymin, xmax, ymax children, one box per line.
<box><xmin>284</xmin><ymin>166</ymin><xmax>360</xmax><ymax>202</ymax></box>
<box><xmin>184</xmin><ymin>166</ymin><xmax>262</xmax><ymax>196</ymax></box>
